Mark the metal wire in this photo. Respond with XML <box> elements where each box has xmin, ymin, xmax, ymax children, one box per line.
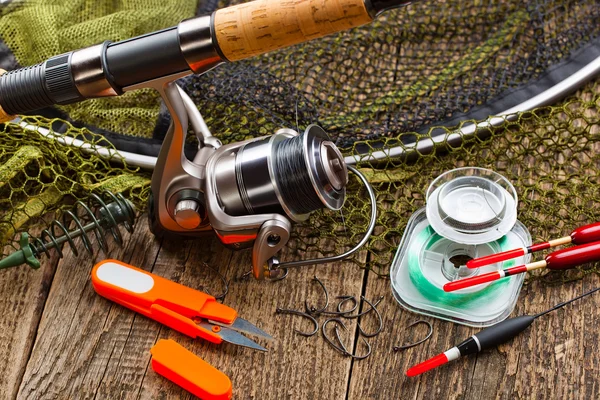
<box><xmin>29</xmin><ymin>191</ymin><xmax>135</xmax><ymax>261</ymax></box>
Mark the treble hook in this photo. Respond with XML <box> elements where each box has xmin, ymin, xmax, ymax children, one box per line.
<box><xmin>322</xmin><ymin>318</ymin><xmax>372</xmax><ymax>360</ymax></box>
<box><xmin>393</xmin><ymin>320</ymin><xmax>433</xmax><ymax>351</ymax></box>
<box><xmin>276</xmin><ymin>307</ymin><xmax>319</xmax><ymax>337</ymax></box>
<box><xmin>357</xmin><ymin>296</ymin><xmax>384</xmax><ymax>338</ymax></box>
<box><xmin>304</xmin><ymin>275</ymin><xmax>329</xmax><ymax>315</ymax></box>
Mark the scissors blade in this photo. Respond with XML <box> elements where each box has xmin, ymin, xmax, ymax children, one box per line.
<box><xmin>209</xmin><ymin>317</ymin><xmax>273</xmax><ymax>341</ymax></box>
<box><xmin>198</xmin><ymin>321</ymin><xmax>268</xmax><ymax>352</ymax></box>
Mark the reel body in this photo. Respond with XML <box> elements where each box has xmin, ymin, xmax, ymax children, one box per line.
<box><xmin>147</xmin><ymin>79</ymin><xmax>364</xmax><ymax>280</ymax></box>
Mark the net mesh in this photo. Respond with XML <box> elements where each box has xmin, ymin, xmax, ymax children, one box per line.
<box><xmin>0</xmin><ymin>0</ymin><xmax>599</xmax><ymax>282</ymax></box>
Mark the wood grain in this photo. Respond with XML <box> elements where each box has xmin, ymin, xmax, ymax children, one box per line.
<box><xmin>3</xmin><ymin>181</ymin><xmax>600</xmax><ymax>398</ymax></box>
<box><xmin>214</xmin><ymin>0</ymin><xmax>373</xmax><ymax>61</ymax></box>
<box><xmin>0</xmin><ymin>242</ymin><xmax>59</xmax><ymax>400</ymax></box>
<box><xmin>15</xmin><ymin>221</ymin><xmax>160</xmax><ymax>399</ymax></box>
<box><xmin>10</xmin><ymin>217</ymin><xmax>367</xmax><ymax>399</ymax></box>
<box><xmin>136</xmin><ymin>238</ymin><xmax>367</xmax><ymax>400</ymax></box>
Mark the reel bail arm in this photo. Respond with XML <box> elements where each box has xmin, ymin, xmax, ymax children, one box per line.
<box><xmin>264</xmin><ymin>165</ymin><xmax>378</xmax><ymax>280</ymax></box>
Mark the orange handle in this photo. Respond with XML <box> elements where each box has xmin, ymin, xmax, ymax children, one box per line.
<box><xmin>91</xmin><ymin>260</ymin><xmax>237</xmax><ymax>342</ymax></box>
<box><xmin>213</xmin><ymin>0</ymin><xmax>374</xmax><ymax>61</ymax></box>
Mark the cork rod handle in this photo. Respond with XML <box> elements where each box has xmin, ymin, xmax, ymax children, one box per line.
<box><xmin>213</xmin><ymin>0</ymin><xmax>374</xmax><ymax>62</ymax></box>
<box><xmin>0</xmin><ymin>69</ymin><xmax>15</xmax><ymax>123</ymax></box>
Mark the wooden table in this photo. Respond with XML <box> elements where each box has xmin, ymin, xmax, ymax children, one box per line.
<box><xmin>1</xmin><ymin>217</ymin><xmax>598</xmax><ymax>399</ymax></box>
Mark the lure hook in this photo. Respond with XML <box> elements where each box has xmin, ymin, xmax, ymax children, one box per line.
<box><xmin>276</xmin><ymin>307</ymin><xmax>319</xmax><ymax>337</ymax></box>
<box><xmin>304</xmin><ymin>275</ymin><xmax>329</xmax><ymax>315</ymax></box>
<box><xmin>357</xmin><ymin>296</ymin><xmax>384</xmax><ymax>338</ymax></box>
<box><xmin>393</xmin><ymin>320</ymin><xmax>433</xmax><ymax>351</ymax></box>
<box><xmin>322</xmin><ymin>318</ymin><xmax>372</xmax><ymax>360</ymax></box>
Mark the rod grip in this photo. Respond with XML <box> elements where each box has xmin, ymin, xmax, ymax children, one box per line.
<box><xmin>0</xmin><ymin>69</ymin><xmax>16</xmax><ymax>122</ymax></box>
<box><xmin>0</xmin><ymin>54</ymin><xmax>84</xmax><ymax>117</ymax></box>
<box><xmin>213</xmin><ymin>0</ymin><xmax>374</xmax><ymax>62</ymax></box>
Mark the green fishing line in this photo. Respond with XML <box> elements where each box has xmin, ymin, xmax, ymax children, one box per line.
<box><xmin>408</xmin><ymin>225</ymin><xmax>515</xmax><ymax>307</ymax></box>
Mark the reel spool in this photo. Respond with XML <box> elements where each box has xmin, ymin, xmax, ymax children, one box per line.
<box><xmin>391</xmin><ymin>168</ymin><xmax>531</xmax><ymax>327</ymax></box>
<box><xmin>211</xmin><ymin>126</ymin><xmax>347</xmax><ymax>223</ymax></box>
<box><xmin>148</xmin><ymin>84</ymin><xmax>376</xmax><ymax>281</ymax></box>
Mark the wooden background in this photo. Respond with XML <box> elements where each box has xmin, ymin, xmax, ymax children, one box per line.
<box><xmin>1</xmin><ymin>215</ymin><xmax>598</xmax><ymax>400</ymax></box>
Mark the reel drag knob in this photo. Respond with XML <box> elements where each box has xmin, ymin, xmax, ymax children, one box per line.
<box><xmin>320</xmin><ymin>141</ymin><xmax>348</xmax><ymax>191</ymax></box>
<box><xmin>174</xmin><ymin>199</ymin><xmax>203</xmax><ymax>229</ymax></box>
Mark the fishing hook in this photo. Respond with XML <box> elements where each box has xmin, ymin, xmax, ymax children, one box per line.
<box><xmin>235</xmin><ymin>268</ymin><xmax>289</xmax><ymax>282</ymax></box>
<box><xmin>344</xmin><ymin>295</ymin><xmax>384</xmax><ymax>319</ymax></box>
<box><xmin>337</xmin><ymin>296</ymin><xmax>358</xmax><ymax>314</ymax></box>
<box><xmin>275</xmin><ymin>307</ymin><xmax>319</xmax><ymax>337</ymax></box>
<box><xmin>357</xmin><ymin>296</ymin><xmax>384</xmax><ymax>338</ymax></box>
<box><xmin>322</xmin><ymin>318</ymin><xmax>372</xmax><ymax>360</ymax></box>
<box><xmin>304</xmin><ymin>275</ymin><xmax>329</xmax><ymax>315</ymax></box>
<box><xmin>235</xmin><ymin>269</ymin><xmax>253</xmax><ymax>282</ymax></box>
<box><xmin>198</xmin><ymin>263</ymin><xmax>229</xmax><ymax>301</ymax></box>
<box><xmin>270</xmin><ymin>268</ymin><xmax>289</xmax><ymax>282</ymax></box>
<box><xmin>322</xmin><ymin>318</ymin><xmax>348</xmax><ymax>354</ymax></box>
<box><xmin>393</xmin><ymin>320</ymin><xmax>433</xmax><ymax>351</ymax></box>
<box><xmin>315</xmin><ymin>295</ymin><xmax>359</xmax><ymax>316</ymax></box>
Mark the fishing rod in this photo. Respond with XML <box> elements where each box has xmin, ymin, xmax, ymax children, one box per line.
<box><xmin>407</xmin><ymin>285</ymin><xmax>600</xmax><ymax>377</ymax></box>
<box><xmin>0</xmin><ymin>0</ymin><xmax>414</xmax><ymax>280</ymax></box>
<box><xmin>0</xmin><ymin>0</ymin><xmax>411</xmax><ymax>121</ymax></box>
<box><xmin>467</xmin><ymin>221</ymin><xmax>600</xmax><ymax>269</ymax></box>
<box><xmin>444</xmin><ymin>240</ymin><xmax>600</xmax><ymax>292</ymax></box>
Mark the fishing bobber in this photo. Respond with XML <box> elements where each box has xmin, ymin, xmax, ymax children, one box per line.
<box><xmin>390</xmin><ymin>167</ymin><xmax>531</xmax><ymax>327</ymax></box>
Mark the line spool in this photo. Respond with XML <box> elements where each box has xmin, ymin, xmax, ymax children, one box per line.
<box><xmin>391</xmin><ymin>168</ymin><xmax>531</xmax><ymax>327</ymax></box>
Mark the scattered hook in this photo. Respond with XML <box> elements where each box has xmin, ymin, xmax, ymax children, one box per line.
<box><xmin>235</xmin><ymin>269</ymin><xmax>253</xmax><ymax>282</ymax></box>
<box><xmin>315</xmin><ymin>295</ymin><xmax>359</xmax><ymax>316</ymax></box>
<box><xmin>357</xmin><ymin>296</ymin><xmax>384</xmax><ymax>338</ymax></box>
<box><xmin>304</xmin><ymin>275</ymin><xmax>329</xmax><ymax>315</ymax></box>
<box><xmin>344</xmin><ymin>295</ymin><xmax>384</xmax><ymax>319</ymax></box>
<box><xmin>322</xmin><ymin>318</ymin><xmax>372</xmax><ymax>360</ymax></box>
<box><xmin>276</xmin><ymin>307</ymin><xmax>319</xmax><ymax>337</ymax></box>
<box><xmin>269</xmin><ymin>268</ymin><xmax>289</xmax><ymax>282</ymax></box>
<box><xmin>393</xmin><ymin>320</ymin><xmax>433</xmax><ymax>351</ymax></box>
<box><xmin>322</xmin><ymin>318</ymin><xmax>349</xmax><ymax>354</ymax></box>
<box><xmin>337</xmin><ymin>296</ymin><xmax>358</xmax><ymax>314</ymax></box>
<box><xmin>198</xmin><ymin>263</ymin><xmax>229</xmax><ymax>301</ymax></box>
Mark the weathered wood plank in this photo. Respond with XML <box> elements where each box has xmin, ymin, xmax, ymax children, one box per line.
<box><xmin>137</xmin><ymin>238</ymin><xmax>368</xmax><ymax>400</ymax></box>
<box><xmin>14</xmin><ymin>215</ymin><xmax>368</xmax><ymax>399</ymax></box>
<box><xmin>347</xmin><ymin>266</ymin><xmax>600</xmax><ymax>400</ymax></box>
<box><xmin>0</xmin><ymin>244</ymin><xmax>59</xmax><ymax>400</ymax></box>
<box><xmin>95</xmin><ymin>228</ymin><xmax>234</xmax><ymax>400</ymax></box>
<box><xmin>15</xmin><ymin>221</ymin><xmax>160</xmax><ymax>399</ymax></box>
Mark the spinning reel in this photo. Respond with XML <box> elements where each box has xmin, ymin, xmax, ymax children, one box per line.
<box><xmin>0</xmin><ymin>0</ymin><xmax>409</xmax><ymax>279</ymax></box>
<box><xmin>147</xmin><ymin>81</ymin><xmax>376</xmax><ymax>280</ymax></box>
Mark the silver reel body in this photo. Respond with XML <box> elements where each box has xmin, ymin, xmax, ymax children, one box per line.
<box><xmin>145</xmin><ymin>78</ymin><xmax>376</xmax><ymax>280</ymax></box>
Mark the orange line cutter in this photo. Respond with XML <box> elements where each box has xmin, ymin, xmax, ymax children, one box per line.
<box><xmin>92</xmin><ymin>259</ymin><xmax>272</xmax><ymax>351</ymax></box>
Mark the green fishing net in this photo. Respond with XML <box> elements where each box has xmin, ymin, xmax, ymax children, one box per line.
<box><xmin>0</xmin><ymin>0</ymin><xmax>599</xmax><ymax>283</ymax></box>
